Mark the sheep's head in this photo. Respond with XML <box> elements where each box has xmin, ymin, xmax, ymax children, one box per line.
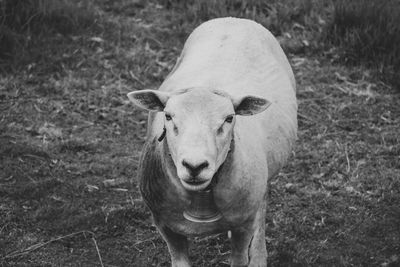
<box><xmin>128</xmin><ymin>88</ymin><xmax>270</xmax><ymax>191</ymax></box>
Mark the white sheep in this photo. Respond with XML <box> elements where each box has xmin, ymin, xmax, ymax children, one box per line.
<box><xmin>128</xmin><ymin>17</ymin><xmax>297</xmax><ymax>267</ymax></box>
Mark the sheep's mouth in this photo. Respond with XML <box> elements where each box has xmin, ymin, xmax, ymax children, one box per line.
<box><xmin>185</xmin><ymin>179</ymin><xmax>207</xmax><ymax>186</ymax></box>
<box><xmin>181</xmin><ymin>178</ymin><xmax>211</xmax><ymax>191</ymax></box>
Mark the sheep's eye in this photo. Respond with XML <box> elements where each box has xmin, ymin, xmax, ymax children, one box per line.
<box><xmin>165</xmin><ymin>114</ymin><xmax>172</xmax><ymax>121</ymax></box>
<box><xmin>225</xmin><ymin>115</ymin><xmax>233</xmax><ymax>123</ymax></box>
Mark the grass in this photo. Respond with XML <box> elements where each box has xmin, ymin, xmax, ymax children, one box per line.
<box><xmin>0</xmin><ymin>0</ymin><xmax>98</xmax><ymax>67</ymax></box>
<box><xmin>326</xmin><ymin>0</ymin><xmax>400</xmax><ymax>89</ymax></box>
<box><xmin>156</xmin><ymin>0</ymin><xmax>330</xmax><ymax>54</ymax></box>
<box><xmin>0</xmin><ymin>0</ymin><xmax>399</xmax><ymax>266</ymax></box>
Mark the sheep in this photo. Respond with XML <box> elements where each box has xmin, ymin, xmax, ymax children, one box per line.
<box><xmin>127</xmin><ymin>17</ymin><xmax>297</xmax><ymax>267</ymax></box>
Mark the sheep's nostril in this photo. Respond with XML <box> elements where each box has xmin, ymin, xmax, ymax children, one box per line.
<box><xmin>182</xmin><ymin>160</ymin><xmax>209</xmax><ymax>177</ymax></box>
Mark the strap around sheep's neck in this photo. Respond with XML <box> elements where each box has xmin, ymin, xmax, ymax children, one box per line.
<box><xmin>158</xmin><ymin>125</ymin><xmax>166</xmax><ymax>142</ymax></box>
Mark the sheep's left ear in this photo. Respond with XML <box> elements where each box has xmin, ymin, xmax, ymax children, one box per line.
<box><xmin>233</xmin><ymin>95</ymin><xmax>271</xmax><ymax>116</ymax></box>
<box><xmin>127</xmin><ymin>89</ymin><xmax>171</xmax><ymax>112</ymax></box>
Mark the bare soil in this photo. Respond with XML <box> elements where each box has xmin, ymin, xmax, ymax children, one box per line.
<box><xmin>1</xmin><ymin>1</ymin><xmax>399</xmax><ymax>266</ymax></box>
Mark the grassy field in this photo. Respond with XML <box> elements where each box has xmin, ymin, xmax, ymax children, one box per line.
<box><xmin>1</xmin><ymin>0</ymin><xmax>399</xmax><ymax>266</ymax></box>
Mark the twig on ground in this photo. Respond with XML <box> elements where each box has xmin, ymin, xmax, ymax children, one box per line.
<box><xmin>129</xmin><ymin>71</ymin><xmax>145</xmax><ymax>86</ymax></box>
<box><xmin>345</xmin><ymin>146</ymin><xmax>351</xmax><ymax>173</ymax></box>
<box><xmin>16</xmin><ymin>166</ymin><xmax>37</xmax><ymax>184</ymax></box>
<box><xmin>0</xmin><ymin>222</ymin><xmax>11</xmax><ymax>235</ymax></box>
<box><xmin>333</xmin><ymin>85</ymin><xmax>349</xmax><ymax>94</ymax></box>
<box><xmin>133</xmin><ymin>236</ymin><xmax>158</xmax><ymax>247</ymax></box>
<box><xmin>91</xmin><ymin>236</ymin><xmax>104</xmax><ymax>267</ymax></box>
<box><xmin>132</xmin><ymin>235</ymin><xmax>159</xmax><ymax>250</ymax></box>
<box><xmin>298</xmin><ymin>112</ymin><xmax>315</xmax><ymax>123</ymax></box>
<box><xmin>129</xmin><ymin>195</ymin><xmax>136</xmax><ymax>207</ymax></box>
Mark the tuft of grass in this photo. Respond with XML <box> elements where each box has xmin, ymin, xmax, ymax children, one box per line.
<box><xmin>326</xmin><ymin>0</ymin><xmax>400</xmax><ymax>89</ymax></box>
<box><xmin>157</xmin><ymin>0</ymin><xmax>326</xmax><ymax>39</ymax></box>
<box><xmin>0</xmin><ymin>0</ymin><xmax>97</xmax><ymax>64</ymax></box>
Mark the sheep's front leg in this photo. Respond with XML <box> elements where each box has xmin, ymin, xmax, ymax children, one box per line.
<box><xmin>248</xmin><ymin>211</ymin><xmax>267</xmax><ymax>267</ymax></box>
<box><xmin>230</xmin><ymin>225</ymin><xmax>254</xmax><ymax>266</ymax></box>
<box><xmin>156</xmin><ymin>222</ymin><xmax>191</xmax><ymax>267</ymax></box>
<box><xmin>230</xmin><ymin>204</ymin><xmax>267</xmax><ymax>267</ymax></box>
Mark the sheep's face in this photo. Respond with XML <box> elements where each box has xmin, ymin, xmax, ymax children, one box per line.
<box><xmin>128</xmin><ymin>88</ymin><xmax>270</xmax><ymax>191</ymax></box>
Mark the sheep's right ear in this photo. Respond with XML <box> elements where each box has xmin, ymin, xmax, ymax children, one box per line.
<box><xmin>127</xmin><ymin>90</ymin><xmax>171</xmax><ymax>111</ymax></box>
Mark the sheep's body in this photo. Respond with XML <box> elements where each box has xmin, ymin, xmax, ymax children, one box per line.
<box><xmin>135</xmin><ymin>18</ymin><xmax>297</xmax><ymax>267</ymax></box>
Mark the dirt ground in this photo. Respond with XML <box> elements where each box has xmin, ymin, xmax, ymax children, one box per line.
<box><xmin>1</xmin><ymin>1</ymin><xmax>399</xmax><ymax>266</ymax></box>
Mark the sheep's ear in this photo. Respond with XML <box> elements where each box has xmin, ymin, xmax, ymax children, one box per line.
<box><xmin>233</xmin><ymin>95</ymin><xmax>271</xmax><ymax>116</ymax></box>
<box><xmin>127</xmin><ymin>90</ymin><xmax>171</xmax><ymax>111</ymax></box>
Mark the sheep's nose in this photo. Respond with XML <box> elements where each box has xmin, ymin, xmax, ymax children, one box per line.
<box><xmin>182</xmin><ymin>160</ymin><xmax>209</xmax><ymax>177</ymax></box>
